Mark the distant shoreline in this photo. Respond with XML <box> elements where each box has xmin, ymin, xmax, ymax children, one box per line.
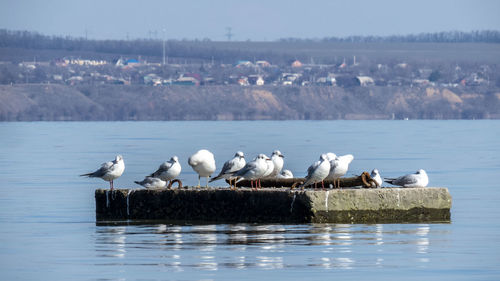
<box><xmin>1</xmin><ymin>84</ymin><xmax>498</xmax><ymax>121</ymax></box>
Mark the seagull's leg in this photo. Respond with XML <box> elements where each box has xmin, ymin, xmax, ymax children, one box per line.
<box><xmin>258</xmin><ymin>179</ymin><xmax>261</xmax><ymax>189</ymax></box>
<box><xmin>314</xmin><ymin>182</ymin><xmax>317</xmax><ymax>190</ymax></box>
<box><xmin>206</xmin><ymin>176</ymin><xmax>209</xmax><ymax>188</ymax></box>
<box><xmin>321</xmin><ymin>180</ymin><xmax>325</xmax><ymax>190</ymax></box>
<box><xmin>110</xmin><ymin>180</ymin><xmax>113</xmax><ymax>190</ymax></box>
<box><xmin>198</xmin><ymin>176</ymin><xmax>201</xmax><ymax>188</ymax></box>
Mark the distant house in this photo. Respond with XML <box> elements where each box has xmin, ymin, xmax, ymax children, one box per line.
<box><xmin>248</xmin><ymin>75</ymin><xmax>264</xmax><ymax>86</ymax></box>
<box><xmin>356</xmin><ymin>76</ymin><xmax>375</xmax><ymax>87</ymax></box>
<box><xmin>237</xmin><ymin>77</ymin><xmax>249</xmax><ymax>86</ymax></box>
<box><xmin>236</xmin><ymin>60</ymin><xmax>253</xmax><ymax>68</ymax></box>
<box><xmin>282</xmin><ymin>73</ymin><xmax>301</xmax><ymax>82</ymax></box>
<box><xmin>256</xmin><ymin>60</ymin><xmax>271</xmax><ymax>68</ymax></box>
<box><xmin>412</xmin><ymin>79</ymin><xmax>430</xmax><ymax>86</ymax></box>
<box><xmin>173</xmin><ymin>76</ymin><xmax>199</xmax><ymax>86</ymax></box>
<box><xmin>144</xmin><ymin>74</ymin><xmax>163</xmax><ymax>86</ymax></box>
<box><xmin>125</xmin><ymin>59</ymin><xmax>140</xmax><ymax>66</ymax></box>
<box><xmin>291</xmin><ymin>60</ymin><xmax>302</xmax><ymax>68</ymax></box>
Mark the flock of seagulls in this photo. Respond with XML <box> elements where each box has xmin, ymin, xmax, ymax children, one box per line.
<box><xmin>80</xmin><ymin>150</ymin><xmax>429</xmax><ymax>190</ymax></box>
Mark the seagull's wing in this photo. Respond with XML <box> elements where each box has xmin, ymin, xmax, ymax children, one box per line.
<box><xmin>81</xmin><ymin>161</ymin><xmax>112</xmax><ymax>177</ymax></box>
<box><xmin>210</xmin><ymin>160</ymin><xmax>234</xmax><ymax>182</ymax></box>
<box><xmin>234</xmin><ymin>161</ymin><xmax>257</xmax><ymax>177</ymax></box>
<box><xmin>150</xmin><ymin>162</ymin><xmax>171</xmax><ymax>177</ymax></box>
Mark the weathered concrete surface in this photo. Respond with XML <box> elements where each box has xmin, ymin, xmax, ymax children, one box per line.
<box><xmin>95</xmin><ymin>187</ymin><xmax>451</xmax><ymax>223</ymax></box>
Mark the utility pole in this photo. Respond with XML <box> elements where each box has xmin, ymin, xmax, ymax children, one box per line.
<box><xmin>162</xmin><ymin>28</ymin><xmax>166</xmax><ymax>65</ymax></box>
<box><xmin>225</xmin><ymin>27</ymin><xmax>233</xmax><ymax>41</ymax></box>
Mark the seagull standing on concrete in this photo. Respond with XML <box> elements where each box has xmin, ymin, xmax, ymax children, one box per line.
<box><xmin>262</xmin><ymin>155</ymin><xmax>275</xmax><ymax>178</ymax></box>
<box><xmin>134</xmin><ymin>177</ymin><xmax>167</xmax><ymax>188</ymax></box>
<box><xmin>234</xmin><ymin>154</ymin><xmax>270</xmax><ymax>189</ymax></box>
<box><xmin>209</xmin><ymin>151</ymin><xmax>246</xmax><ymax>189</ymax></box>
<box><xmin>188</xmin><ymin>149</ymin><xmax>216</xmax><ymax>188</ymax></box>
<box><xmin>326</xmin><ymin>154</ymin><xmax>354</xmax><ymax>188</ymax></box>
<box><xmin>149</xmin><ymin>156</ymin><xmax>182</xmax><ymax>187</ymax></box>
<box><xmin>300</xmin><ymin>154</ymin><xmax>331</xmax><ymax>189</ymax></box>
<box><xmin>268</xmin><ymin>150</ymin><xmax>284</xmax><ymax>178</ymax></box>
<box><xmin>370</xmin><ymin>169</ymin><xmax>383</xmax><ymax>188</ymax></box>
<box><xmin>80</xmin><ymin>155</ymin><xmax>125</xmax><ymax>190</ymax></box>
<box><xmin>278</xmin><ymin>169</ymin><xmax>294</xmax><ymax>179</ymax></box>
<box><xmin>384</xmin><ymin>169</ymin><xmax>429</xmax><ymax>188</ymax></box>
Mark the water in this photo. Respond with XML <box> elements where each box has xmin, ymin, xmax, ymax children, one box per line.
<box><xmin>0</xmin><ymin>121</ymin><xmax>499</xmax><ymax>280</ymax></box>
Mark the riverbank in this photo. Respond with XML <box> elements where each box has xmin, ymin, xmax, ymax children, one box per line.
<box><xmin>1</xmin><ymin>84</ymin><xmax>499</xmax><ymax>120</ymax></box>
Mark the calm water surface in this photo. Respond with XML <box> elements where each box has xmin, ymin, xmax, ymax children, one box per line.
<box><xmin>0</xmin><ymin>121</ymin><xmax>499</xmax><ymax>280</ymax></box>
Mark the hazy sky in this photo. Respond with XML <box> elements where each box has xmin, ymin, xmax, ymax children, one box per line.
<box><xmin>1</xmin><ymin>0</ymin><xmax>499</xmax><ymax>41</ymax></box>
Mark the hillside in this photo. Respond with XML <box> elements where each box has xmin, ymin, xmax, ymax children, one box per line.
<box><xmin>1</xmin><ymin>84</ymin><xmax>498</xmax><ymax>121</ymax></box>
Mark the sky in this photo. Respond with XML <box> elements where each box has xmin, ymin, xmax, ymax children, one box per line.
<box><xmin>1</xmin><ymin>0</ymin><xmax>500</xmax><ymax>41</ymax></box>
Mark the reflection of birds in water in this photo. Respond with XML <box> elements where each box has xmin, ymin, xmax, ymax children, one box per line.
<box><xmin>80</xmin><ymin>155</ymin><xmax>125</xmax><ymax>190</ymax></box>
<box><xmin>188</xmin><ymin>149</ymin><xmax>216</xmax><ymax>188</ymax></box>
<box><xmin>210</xmin><ymin>151</ymin><xmax>246</xmax><ymax>189</ymax></box>
<box><xmin>134</xmin><ymin>176</ymin><xmax>166</xmax><ymax>188</ymax></box>
<box><xmin>278</xmin><ymin>169</ymin><xmax>294</xmax><ymax>179</ymax></box>
<box><xmin>326</xmin><ymin>154</ymin><xmax>354</xmax><ymax>188</ymax></box>
<box><xmin>370</xmin><ymin>169</ymin><xmax>382</xmax><ymax>188</ymax></box>
<box><xmin>384</xmin><ymin>169</ymin><xmax>429</xmax><ymax>188</ymax></box>
<box><xmin>149</xmin><ymin>156</ymin><xmax>182</xmax><ymax>186</ymax></box>
<box><xmin>300</xmin><ymin>154</ymin><xmax>331</xmax><ymax>189</ymax></box>
<box><xmin>234</xmin><ymin>154</ymin><xmax>269</xmax><ymax>189</ymax></box>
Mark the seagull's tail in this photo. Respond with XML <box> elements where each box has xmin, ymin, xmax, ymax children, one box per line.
<box><xmin>209</xmin><ymin>174</ymin><xmax>223</xmax><ymax>183</ymax></box>
<box><xmin>80</xmin><ymin>172</ymin><xmax>93</xmax><ymax>177</ymax></box>
<box><xmin>384</xmin><ymin>178</ymin><xmax>396</xmax><ymax>184</ymax></box>
<box><xmin>134</xmin><ymin>181</ymin><xmax>142</xmax><ymax>186</ymax></box>
<box><xmin>208</xmin><ymin>177</ymin><xmax>217</xmax><ymax>183</ymax></box>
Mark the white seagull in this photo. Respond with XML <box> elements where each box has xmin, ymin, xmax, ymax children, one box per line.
<box><xmin>278</xmin><ymin>169</ymin><xmax>294</xmax><ymax>179</ymax></box>
<box><xmin>209</xmin><ymin>151</ymin><xmax>246</xmax><ymax>189</ymax></box>
<box><xmin>326</xmin><ymin>154</ymin><xmax>354</xmax><ymax>188</ymax></box>
<box><xmin>134</xmin><ymin>176</ymin><xmax>167</xmax><ymax>188</ymax></box>
<box><xmin>384</xmin><ymin>169</ymin><xmax>429</xmax><ymax>188</ymax></box>
<box><xmin>80</xmin><ymin>155</ymin><xmax>125</xmax><ymax>190</ymax></box>
<box><xmin>268</xmin><ymin>150</ymin><xmax>284</xmax><ymax>178</ymax></box>
<box><xmin>149</xmin><ymin>156</ymin><xmax>182</xmax><ymax>186</ymax></box>
<box><xmin>262</xmin><ymin>155</ymin><xmax>275</xmax><ymax>179</ymax></box>
<box><xmin>300</xmin><ymin>154</ymin><xmax>331</xmax><ymax>189</ymax></box>
<box><xmin>234</xmin><ymin>154</ymin><xmax>270</xmax><ymax>189</ymax></box>
<box><xmin>370</xmin><ymin>169</ymin><xmax>383</xmax><ymax>188</ymax></box>
<box><xmin>188</xmin><ymin>149</ymin><xmax>216</xmax><ymax>188</ymax></box>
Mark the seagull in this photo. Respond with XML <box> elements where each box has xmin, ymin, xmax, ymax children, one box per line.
<box><xmin>149</xmin><ymin>156</ymin><xmax>182</xmax><ymax>187</ymax></box>
<box><xmin>134</xmin><ymin>176</ymin><xmax>167</xmax><ymax>188</ymax></box>
<box><xmin>325</xmin><ymin>152</ymin><xmax>337</xmax><ymax>161</ymax></box>
<box><xmin>234</xmin><ymin>154</ymin><xmax>269</xmax><ymax>189</ymax></box>
<box><xmin>188</xmin><ymin>149</ymin><xmax>216</xmax><ymax>188</ymax></box>
<box><xmin>209</xmin><ymin>151</ymin><xmax>246</xmax><ymax>189</ymax></box>
<box><xmin>278</xmin><ymin>169</ymin><xmax>294</xmax><ymax>179</ymax></box>
<box><xmin>300</xmin><ymin>154</ymin><xmax>331</xmax><ymax>189</ymax></box>
<box><xmin>262</xmin><ymin>155</ymin><xmax>275</xmax><ymax>178</ymax></box>
<box><xmin>326</xmin><ymin>154</ymin><xmax>354</xmax><ymax>188</ymax></box>
<box><xmin>268</xmin><ymin>150</ymin><xmax>284</xmax><ymax>178</ymax></box>
<box><xmin>370</xmin><ymin>169</ymin><xmax>382</xmax><ymax>188</ymax></box>
<box><xmin>80</xmin><ymin>155</ymin><xmax>125</xmax><ymax>190</ymax></box>
<box><xmin>384</xmin><ymin>169</ymin><xmax>429</xmax><ymax>188</ymax></box>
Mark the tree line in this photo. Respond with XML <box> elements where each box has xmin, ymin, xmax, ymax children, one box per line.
<box><xmin>283</xmin><ymin>30</ymin><xmax>500</xmax><ymax>43</ymax></box>
<box><xmin>1</xmin><ymin>29</ymin><xmax>499</xmax><ymax>65</ymax></box>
